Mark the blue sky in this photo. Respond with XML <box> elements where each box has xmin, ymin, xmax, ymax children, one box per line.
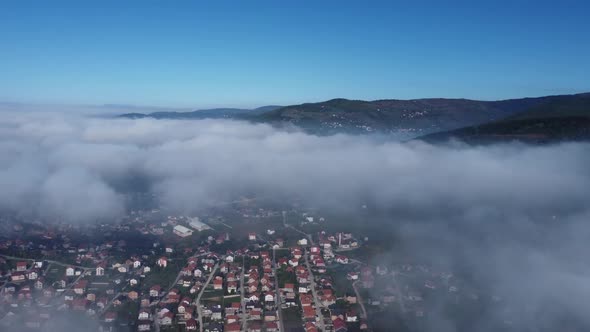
<box><xmin>1</xmin><ymin>1</ymin><xmax>589</xmax><ymax>108</ymax></box>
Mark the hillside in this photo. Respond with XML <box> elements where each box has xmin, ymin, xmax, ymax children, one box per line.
<box><xmin>418</xmin><ymin>94</ymin><xmax>590</xmax><ymax>144</ymax></box>
<box><xmin>117</xmin><ymin>93</ymin><xmax>590</xmax><ymax>138</ymax></box>
<box><xmin>251</xmin><ymin>94</ymin><xmax>580</xmax><ymax>136</ymax></box>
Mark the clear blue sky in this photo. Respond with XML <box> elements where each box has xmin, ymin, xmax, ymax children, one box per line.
<box><xmin>1</xmin><ymin>1</ymin><xmax>589</xmax><ymax>108</ymax></box>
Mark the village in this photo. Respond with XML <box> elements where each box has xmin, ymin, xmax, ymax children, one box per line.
<box><xmin>0</xmin><ymin>202</ymin><xmax>481</xmax><ymax>332</ymax></box>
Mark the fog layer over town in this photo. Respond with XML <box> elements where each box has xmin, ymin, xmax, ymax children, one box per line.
<box><xmin>1</xmin><ymin>112</ymin><xmax>590</xmax><ymax>331</ymax></box>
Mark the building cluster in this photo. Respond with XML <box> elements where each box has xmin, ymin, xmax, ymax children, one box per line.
<box><xmin>0</xmin><ymin>206</ymin><xmax>385</xmax><ymax>332</ymax></box>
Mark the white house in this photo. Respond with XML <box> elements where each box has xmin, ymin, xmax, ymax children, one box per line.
<box><xmin>194</xmin><ymin>269</ymin><xmax>202</xmax><ymax>277</ymax></box>
<box><xmin>297</xmin><ymin>238</ymin><xmax>308</xmax><ymax>246</ymax></box>
<box><xmin>157</xmin><ymin>257</ymin><xmax>168</xmax><ymax>268</ymax></box>
<box><xmin>138</xmin><ymin>309</ymin><xmax>150</xmax><ymax>320</ymax></box>
<box><xmin>27</xmin><ymin>270</ymin><xmax>38</xmax><ymax>280</ymax></box>
<box><xmin>264</xmin><ymin>293</ymin><xmax>275</xmax><ymax>302</ymax></box>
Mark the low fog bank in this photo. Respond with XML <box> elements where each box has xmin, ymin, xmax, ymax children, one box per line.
<box><xmin>1</xmin><ymin>112</ymin><xmax>590</xmax><ymax>331</ymax></box>
<box><xmin>1</xmin><ymin>113</ymin><xmax>588</xmax><ymax>223</ymax></box>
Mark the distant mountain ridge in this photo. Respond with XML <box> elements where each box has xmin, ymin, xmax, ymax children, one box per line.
<box><xmin>249</xmin><ymin>94</ymin><xmax>587</xmax><ymax>136</ymax></box>
<box><xmin>119</xmin><ymin>105</ymin><xmax>282</xmax><ymax>120</ymax></box>
<box><xmin>118</xmin><ymin>93</ymin><xmax>590</xmax><ymax>140</ymax></box>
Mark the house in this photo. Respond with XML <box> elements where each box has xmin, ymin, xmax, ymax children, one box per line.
<box><xmin>130</xmin><ymin>278</ymin><xmax>139</xmax><ymax>286</ymax></box>
<box><xmin>137</xmin><ymin>320</ymin><xmax>151</xmax><ymax>331</ymax></box>
<box><xmin>104</xmin><ymin>311</ymin><xmax>117</xmax><ymax>323</ymax></box>
<box><xmin>194</xmin><ymin>268</ymin><xmax>203</xmax><ymax>277</ymax></box>
<box><xmin>141</xmin><ymin>297</ymin><xmax>151</xmax><ymax>307</ymax></box>
<box><xmin>292</xmin><ymin>248</ymin><xmax>303</xmax><ymax>259</ymax></box>
<box><xmin>160</xmin><ymin>312</ymin><xmax>174</xmax><ymax>325</ymax></box>
<box><xmin>143</xmin><ymin>266</ymin><xmax>151</xmax><ymax>274</ymax></box>
<box><xmin>265</xmin><ymin>322</ymin><xmax>279</xmax><ymax>332</ymax></box>
<box><xmin>180</xmin><ymin>267</ymin><xmax>192</xmax><ymax>277</ymax></box>
<box><xmin>246</xmin><ymin>293</ymin><xmax>260</xmax><ymax>302</ymax></box>
<box><xmin>157</xmin><ymin>257</ymin><xmax>168</xmax><ymax>268</ymax></box>
<box><xmin>297</xmin><ymin>238</ymin><xmax>308</xmax><ymax>246</ymax></box>
<box><xmin>96</xmin><ymin>262</ymin><xmax>106</xmax><ymax>276</ymax></box>
<box><xmin>335</xmin><ymin>255</ymin><xmax>349</xmax><ymax>264</ymax></box>
<box><xmin>73</xmin><ymin>279</ymin><xmax>88</xmax><ymax>295</ymax></box>
<box><xmin>178</xmin><ymin>303</ymin><xmax>189</xmax><ymax>314</ymax></box>
<box><xmin>226</xmin><ymin>302</ymin><xmax>241</xmax><ymax>315</ymax></box>
<box><xmin>213</xmin><ymin>277</ymin><xmax>223</xmax><ymax>290</ymax></box>
<box><xmin>250</xmin><ymin>309</ymin><xmax>262</xmax><ymax>320</ymax></box>
<box><xmin>225</xmin><ymin>323</ymin><xmax>241</xmax><ymax>332</ymax></box>
<box><xmin>150</xmin><ymin>285</ymin><xmax>161</xmax><ymax>297</ymax></box>
<box><xmin>211</xmin><ymin>306</ymin><xmax>223</xmax><ymax>320</ymax></box>
<box><xmin>264</xmin><ymin>311</ymin><xmax>277</xmax><ymax>322</ymax></box>
<box><xmin>346</xmin><ymin>272</ymin><xmax>359</xmax><ymax>280</ymax></box>
<box><xmin>190</xmin><ymin>284</ymin><xmax>201</xmax><ymax>294</ymax></box>
<box><xmin>15</xmin><ymin>261</ymin><xmax>28</xmax><ymax>272</ymax></box>
<box><xmin>333</xmin><ymin>318</ymin><xmax>348</xmax><ymax>332</ymax></box>
<box><xmin>34</xmin><ymin>279</ymin><xmax>44</xmax><ymax>290</ymax></box>
<box><xmin>11</xmin><ymin>272</ymin><xmax>25</xmax><ymax>282</ymax></box>
<box><xmin>346</xmin><ymin>309</ymin><xmax>358</xmax><ymax>322</ymax></box>
<box><xmin>128</xmin><ymin>290</ymin><xmax>139</xmax><ymax>300</ymax></box>
<box><xmin>283</xmin><ymin>283</ymin><xmax>295</xmax><ymax>293</ymax></box>
<box><xmin>138</xmin><ymin>309</ymin><xmax>150</xmax><ymax>320</ymax></box>
<box><xmin>186</xmin><ymin>318</ymin><xmax>198</xmax><ymax>330</ymax></box>
<box><xmin>264</xmin><ymin>292</ymin><xmax>275</xmax><ymax>303</ymax></box>
<box><xmin>227</xmin><ymin>281</ymin><xmax>238</xmax><ymax>293</ymax></box>
<box><xmin>65</xmin><ymin>266</ymin><xmax>75</xmax><ymax>276</ymax></box>
<box><xmin>248</xmin><ymin>232</ymin><xmax>256</xmax><ymax>241</ymax></box>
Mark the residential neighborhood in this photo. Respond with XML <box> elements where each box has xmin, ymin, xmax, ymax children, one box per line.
<box><xmin>0</xmin><ymin>202</ymin><xmax>488</xmax><ymax>332</ymax></box>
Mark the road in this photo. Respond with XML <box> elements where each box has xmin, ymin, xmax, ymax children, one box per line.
<box><xmin>272</xmin><ymin>248</ymin><xmax>285</xmax><ymax>332</ymax></box>
<box><xmin>196</xmin><ymin>261</ymin><xmax>220</xmax><ymax>332</ymax></box>
<box><xmin>352</xmin><ymin>280</ymin><xmax>367</xmax><ymax>319</ymax></box>
<box><xmin>304</xmin><ymin>249</ymin><xmax>325</xmax><ymax>331</ymax></box>
<box><xmin>240</xmin><ymin>256</ymin><xmax>247</xmax><ymax>332</ymax></box>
